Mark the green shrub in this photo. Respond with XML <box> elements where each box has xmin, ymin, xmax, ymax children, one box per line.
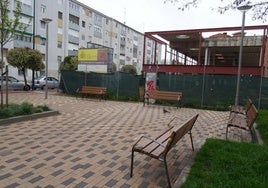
<box><xmin>0</xmin><ymin>103</ymin><xmax>51</xmax><ymax>119</ymax></box>
<box><xmin>20</xmin><ymin>102</ymin><xmax>34</xmax><ymax>114</ymax></box>
<box><xmin>0</xmin><ymin>107</ymin><xmax>13</xmax><ymax>119</ymax></box>
<box><xmin>37</xmin><ymin>105</ymin><xmax>50</xmax><ymax>111</ymax></box>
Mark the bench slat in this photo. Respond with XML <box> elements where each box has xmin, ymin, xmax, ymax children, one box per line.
<box><xmin>230</xmin><ymin>98</ymin><xmax>252</xmax><ymax>115</ymax></box>
<box><xmin>133</xmin><ymin>114</ymin><xmax>198</xmax><ymax>158</ymax></box>
<box><xmin>144</xmin><ymin>89</ymin><xmax>182</xmax><ymax>108</ymax></box>
<box><xmin>130</xmin><ymin>114</ymin><xmax>198</xmax><ymax>187</ymax></box>
<box><xmin>134</xmin><ymin>127</ymin><xmax>174</xmax><ymax>156</ymax></box>
<box><xmin>77</xmin><ymin>86</ymin><xmax>107</xmax><ymax>100</ymax></box>
<box><xmin>226</xmin><ymin>101</ymin><xmax>258</xmax><ymax>141</ymax></box>
<box><xmin>136</xmin><ymin>135</ymin><xmax>171</xmax><ymax>157</ymax></box>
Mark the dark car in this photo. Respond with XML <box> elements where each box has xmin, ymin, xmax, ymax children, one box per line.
<box><xmin>0</xmin><ymin>76</ymin><xmax>31</xmax><ymax>91</ymax></box>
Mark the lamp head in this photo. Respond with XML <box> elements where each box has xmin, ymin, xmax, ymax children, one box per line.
<box><xmin>42</xmin><ymin>18</ymin><xmax>52</xmax><ymax>23</ymax></box>
<box><xmin>237</xmin><ymin>5</ymin><xmax>252</xmax><ymax>12</ymax></box>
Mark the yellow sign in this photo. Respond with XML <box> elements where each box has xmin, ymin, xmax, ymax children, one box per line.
<box><xmin>78</xmin><ymin>49</ymin><xmax>98</xmax><ymax>61</ymax></box>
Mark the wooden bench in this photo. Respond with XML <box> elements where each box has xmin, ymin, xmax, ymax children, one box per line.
<box><xmin>226</xmin><ymin>103</ymin><xmax>258</xmax><ymax>142</ymax></box>
<box><xmin>77</xmin><ymin>86</ymin><xmax>107</xmax><ymax>100</ymax></box>
<box><xmin>130</xmin><ymin>114</ymin><xmax>199</xmax><ymax>188</ymax></box>
<box><xmin>230</xmin><ymin>98</ymin><xmax>253</xmax><ymax>115</ymax></box>
<box><xmin>144</xmin><ymin>89</ymin><xmax>182</xmax><ymax>108</ymax></box>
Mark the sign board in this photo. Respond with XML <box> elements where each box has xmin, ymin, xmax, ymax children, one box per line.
<box><xmin>78</xmin><ymin>48</ymin><xmax>108</xmax><ymax>62</ymax></box>
<box><xmin>78</xmin><ymin>64</ymin><xmax>107</xmax><ymax>73</ymax></box>
<box><xmin>145</xmin><ymin>72</ymin><xmax>157</xmax><ymax>103</ymax></box>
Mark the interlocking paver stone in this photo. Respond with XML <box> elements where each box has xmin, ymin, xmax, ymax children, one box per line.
<box><xmin>0</xmin><ymin>91</ymin><xmax>252</xmax><ymax>187</ymax></box>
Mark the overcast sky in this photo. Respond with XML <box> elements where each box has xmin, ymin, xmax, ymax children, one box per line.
<box><xmin>79</xmin><ymin>0</ymin><xmax>267</xmax><ymax>33</ymax></box>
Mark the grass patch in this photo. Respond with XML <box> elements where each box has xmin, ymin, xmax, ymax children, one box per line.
<box><xmin>256</xmin><ymin>110</ymin><xmax>268</xmax><ymax>147</ymax></box>
<box><xmin>0</xmin><ymin>102</ymin><xmax>50</xmax><ymax>119</ymax></box>
<box><xmin>180</xmin><ymin>110</ymin><xmax>268</xmax><ymax>188</ymax></box>
<box><xmin>181</xmin><ymin>138</ymin><xmax>268</xmax><ymax>188</ymax></box>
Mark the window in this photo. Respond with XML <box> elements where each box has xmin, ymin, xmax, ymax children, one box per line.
<box><xmin>121</xmin><ymin>29</ymin><xmax>126</xmax><ymax>36</ymax></box>
<box><xmin>69</xmin><ymin>15</ymin><xmax>79</xmax><ymax>25</ymax></box>
<box><xmin>58</xmin><ymin>12</ymin><xmax>63</xmax><ymax>19</ymax></box>
<box><xmin>57</xmin><ymin>41</ymin><xmax>62</xmax><ymax>48</ymax></box>
<box><xmin>14</xmin><ymin>34</ymin><xmax>21</xmax><ymax>40</ymax></box>
<box><xmin>57</xmin><ymin>56</ymin><xmax>62</xmax><ymax>70</ymax></box>
<box><xmin>57</xmin><ymin>56</ymin><xmax>62</xmax><ymax>62</ymax></box>
<box><xmin>14</xmin><ymin>34</ymin><xmax>32</xmax><ymax>43</ymax></box>
<box><xmin>94</xmin><ymin>26</ymin><xmax>102</xmax><ymax>38</ymax></box>
<box><xmin>81</xmin><ymin>34</ymin><xmax>85</xmax><ymax>40</ymax></box>
<box><xmin>41</xmin><ymin>5</ymin><xmax>46</xmax><ymax>13</ymax></box>
<box><xmin>94</xmin><ymin>14</ymin><xmax>103</xmax><ymax>27</ymax></box>
<box><xmin>82</xmin><ymin>21</ymin><xmax>85</xmax><ymax>28</ymax></box>
<box><xmin>18</xmin><ymin>68</ymin><xmax>27</xmax><ymax>76</ymax></box>
<box><xmin>40</xmin><ymin>38</ymin><xmax>46</xmax><ymax>45</ymax></box>
<box><xmin>133</xmin><ymin>45</ymin><xmax>138</xmax><ymax>58</ymax></box>
<box><xmin>40</xmin><ymin>21</ymin><xmax>46</xmax><ymax>29</ymax></box>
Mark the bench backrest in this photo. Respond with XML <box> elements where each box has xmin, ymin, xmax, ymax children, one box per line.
<box><xmin>147</xmin><ymin>90</ymin><xmax>182</xmax><ymax>100</ymax></box>
<box><xmin>164</xmin><ymin>114</ymin><xmax>199</xmax><ymax>155</ymax></box>
<box><xmin>244</xmin><ymin>98</ymin><xmax>253</xmax><ymax>113</ymax></box>
<box><xmin>246</xmin><ymin>103</ymin><xmax>258</xmax><ymax>129</ymax></box>
<box><xmin>81</xmin><ymin>86</ymin><xmax>107</xmax><ymax>92</ymax></box>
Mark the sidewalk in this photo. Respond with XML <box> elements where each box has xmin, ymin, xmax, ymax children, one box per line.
<box><xmin>0</xmin><ymin>92</ymin><xmax>252</xmax><ymax>188</ymax></box>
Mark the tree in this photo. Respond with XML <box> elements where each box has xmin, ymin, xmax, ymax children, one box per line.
<box><xmin>121</xmin><ymin>65</ymin><xmax>137</xmax><ymax>75</ymax></box>
<box><xmin>23</xmin><ymin>48</ymin><xmax>44</xmax><ymax>87</ymax></box>
<box><xmin>7</xmin><ymin>48</ymin><xmax>44</xmax><ymax>90</ymax></box>
<box><xmin>60</xmin><ymin>56</ymin><xmax>78</xmax><ymax>71</ymax></box>
<box><xmin>164</xmin><ymin>0</ymin><xmax>268</xmax><ymax>21</ymax></box>
<box><xmin>0</xmin><ymin>0</ymin><xmax>29</xmax><ymax>107</ymax></box>
<box><xmin>112</xmin><ymin>62</ymin><xmax>117</xmax><ymax>72</ymax></box>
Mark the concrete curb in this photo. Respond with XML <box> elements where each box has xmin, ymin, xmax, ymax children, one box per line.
<box><xmin>0</xmin><ymin>110</ymin><xmax>60</xmax><ymax>126</ymax></box>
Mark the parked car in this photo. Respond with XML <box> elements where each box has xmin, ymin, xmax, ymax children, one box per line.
<box><xmin>34</xmin><ymin>76</ymin><xmax>59</xmax><ymax>90</ymax></box>
<box><xmin>0</xmin><ymin>76</ymin><xmax>31</xmax><ymax>91</ymax></box>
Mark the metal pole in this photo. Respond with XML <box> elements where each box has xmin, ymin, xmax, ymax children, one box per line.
<box><xmin>258</xmin><ymin>66</ymin><xmax>264</xmax><ymax>110</ymax></box>
<box><xmin>45</xmin><ymin>22</ymin><xmax>49</xmax><ymax>99</ymax></box>
<box><xmin>42</xmin><ymin>18</ymin><xmax>52</xmax><ymax>99</ymax></box>
<box><xmin>234</xmin><ymin>11</ymin><xmax>245</xmax><ymax>106</ymax></box>
<box><xmin>235</xmin><ymin>5</ymin><xmax>252</xmax><ymax>106</ymax></box>
<box><xmin>32</xmin><ymin>0</ymin><xmax>36</xmax><ymax>90</ymax></box>
<box><xmin>201</xmin><ymin>47</ymin><xmax>208</xmax><ymax>107</ymax></box>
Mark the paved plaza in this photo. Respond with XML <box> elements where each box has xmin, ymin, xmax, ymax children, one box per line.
<box><xmin>0</xmin><ymin>91</ymin><xmax>252</xmax><ymax>188</ymax></box>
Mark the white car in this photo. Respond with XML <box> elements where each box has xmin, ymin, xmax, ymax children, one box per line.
<box><xmin>0</xmin><ymin>76</ymin><xmax>31</xmax><ymax>91</ymax></box>
<box><xmin>34</xmin><ymin>76</ymin><xmax>59</xmax><ymax>90</ymax></box>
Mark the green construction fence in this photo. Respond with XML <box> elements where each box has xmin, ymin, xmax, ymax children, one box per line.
<box><xmin>60</xmin><ymin>70</ymin><xmax>268</xmax><ymax>109</ymax></box>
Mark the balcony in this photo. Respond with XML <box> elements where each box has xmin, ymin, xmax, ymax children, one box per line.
<box><xmin>69</xmin><ymin>22</ymin><xmax>80</xmax><ymax>31</ymax></box>
<box><xmin>68</xmin><ymin>35</ymin><xmax>79</xmax><ymax>44</ymax></box>
<box><xmin>14</xmin><ymin>40</ymin><xmax>32</xmax><ymax>48</ymax></box>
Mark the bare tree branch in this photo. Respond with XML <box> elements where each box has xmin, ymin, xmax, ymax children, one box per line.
<box><xmin>164</xmin><ymin>0</ymin><xmax>268</xmax><ymax>21</ymax></box>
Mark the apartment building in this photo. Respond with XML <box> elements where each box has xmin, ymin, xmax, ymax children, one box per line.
<box><xmin>3</xmin><ymin>0</ymin><xmax>145</xmax><ymax>81</ymax></box>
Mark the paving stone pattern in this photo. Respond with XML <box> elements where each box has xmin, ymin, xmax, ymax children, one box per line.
<box><xmin>0</xmin><ymin>92</ymin><xmax>252</xmax><ymax>188</ymax></box>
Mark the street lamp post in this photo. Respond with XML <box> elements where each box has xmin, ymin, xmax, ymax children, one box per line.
<box><xmin>235</xmin><ymin>5</ymin><xmax>252</xmax><ymax>106</ymax></box>
<box><xmin>42</xmin><ymin>18</ymin><xmax>52</xmax><ymax>99</ymax></box>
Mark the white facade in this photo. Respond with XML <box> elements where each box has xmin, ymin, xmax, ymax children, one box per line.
<box><xmin>2</xmin><ymin>0</ymin><xmax>145</xmax><ymax>82</ymax></box>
